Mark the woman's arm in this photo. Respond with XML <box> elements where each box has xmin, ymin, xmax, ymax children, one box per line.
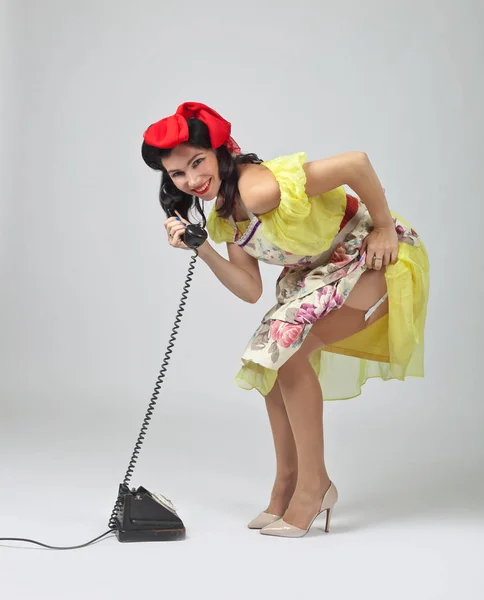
<box><xmin>197</xmin><ymin>240</ymin><xmax>263</xmax><ymax>303</ymax></box>
<box><xmin>303</xmin><ymin>151</ymin><xmax>393</xmax><ymax>227</ymax></box>
<box><xmin>240</xmin><ymin>151</ymin><xmax>398</xmax><ymax>270</ymax></box>
<box><xmin>304</xmin><ymin>152</ymin><xmax>398</xmax><ymax>268</ymax></box>
<box><xmin>240</xmin><ymin>151</ymin><xmax>393</xmax><ymax>228</ymax></box>
<box><xmin>167</xmin><ymin>210</ymin><xmax>262</xmax><ymax>303</ymax></box>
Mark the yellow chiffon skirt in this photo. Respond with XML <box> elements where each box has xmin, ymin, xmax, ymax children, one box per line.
<box><xmin>234</xmin><ymin>213</ymin><xmax>429</xmax><ymax>401</ymax></box>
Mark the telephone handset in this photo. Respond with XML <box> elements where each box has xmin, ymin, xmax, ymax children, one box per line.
<box><xmin>163</xmin><ymin>197</ymin><xmax>208</xmax><ymax>249</ymax></box>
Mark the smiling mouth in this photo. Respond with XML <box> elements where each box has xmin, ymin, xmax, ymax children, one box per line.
<box><xmin>192</xmin><ymin>179</ymin><xmax>211</xmax><ymax>194</ymax></box>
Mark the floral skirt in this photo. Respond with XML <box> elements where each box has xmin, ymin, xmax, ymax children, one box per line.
<box><xmin>234</xmin><ymin>211</ymin><xmax>429</xmax><ymax>401</ymax></box>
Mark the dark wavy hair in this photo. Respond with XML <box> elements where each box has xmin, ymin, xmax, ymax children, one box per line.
<box><xmin>141</xmin><ymin>118</ymin><xmax>263</xmax><ymax>225</ymax></box>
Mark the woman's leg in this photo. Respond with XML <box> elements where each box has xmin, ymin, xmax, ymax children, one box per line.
<box><xmin>262</xmin><ymin>378</ymin><xmax>298</xmax><ymax>515</ymax></box>
<box><xmin>276</xmin><ymin>354</ymin><xmax>330</xmax><ymax>529</ymax></box>
<box><xmin>275</xmin><ymin>269</ymin><xmax>388</xmax><ymax>529</ymax></box>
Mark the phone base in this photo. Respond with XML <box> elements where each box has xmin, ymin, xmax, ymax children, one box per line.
<box><xmin>116</xmin><ymin>527</ymin><xmax>185</xmax><ymax>543</ymax></box>
<box><xmin>114</xmin><ymin>484</ymin><xmax>186</xmax><ymax>543</ymax></box>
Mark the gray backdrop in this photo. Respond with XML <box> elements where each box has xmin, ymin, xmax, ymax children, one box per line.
<box><xmin>1</xmin><ymin>1</ymin><xmax>483</xmax><ymax>598</ymax></box>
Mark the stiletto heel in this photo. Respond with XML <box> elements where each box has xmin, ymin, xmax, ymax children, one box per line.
<box><xmin>260</xmin><ymin>482</ymin><xmax>338</xmax><ymax>538</ymax></box>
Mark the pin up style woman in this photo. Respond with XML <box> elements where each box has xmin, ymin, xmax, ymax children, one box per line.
<box><xmin>141</xmin><ymin>102</ymin><xmax>429</xmax><ymax>538</ymax></box>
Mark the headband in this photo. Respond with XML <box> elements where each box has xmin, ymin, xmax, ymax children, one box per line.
<box><xmin>143</xmin><ymin>101</ymin><xmax>241</xmax><ymax>154</ymax></box>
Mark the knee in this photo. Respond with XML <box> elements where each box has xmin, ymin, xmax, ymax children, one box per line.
<box><xmin>277</xmin><ymin>355</ymin><xmax>310</xmax><ymax>388</ymax></box>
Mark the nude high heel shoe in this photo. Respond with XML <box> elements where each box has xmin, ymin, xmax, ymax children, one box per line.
<box><xmin>247</xmin><ymin>511</ymin><xmax>282</xmax><ymax>529</ymax></box>
<box><xmin>259</xmin><ymin>482</ymin><xmax>338</xmax><ymax>538</ymax></box>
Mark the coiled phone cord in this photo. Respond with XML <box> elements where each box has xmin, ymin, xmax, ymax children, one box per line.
<box><xmin>0</xmin><ymin>249</ymin><xmax>199</xmax><ymax>550</ymax></box>
<box><xmin>107</xmin><ymin>249</ymin><xmax>199</xmax><ymax>531</ymax></box>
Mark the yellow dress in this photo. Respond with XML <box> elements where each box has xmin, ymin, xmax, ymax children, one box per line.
<box><xmin>206</xmin><ymin>152</ymin><xmax>430</xmax><ymax>401</ymax></box>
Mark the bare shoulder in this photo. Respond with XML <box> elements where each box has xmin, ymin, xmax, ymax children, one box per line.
<box><xmin>237</xmin><ymin>151</ymin><xmax>368</xmax><ymax>214</ymax></box>
<box><xmin>237</xmin><ymin>163</ymin><xmax>281</xmax><ymax>216</ymax></box>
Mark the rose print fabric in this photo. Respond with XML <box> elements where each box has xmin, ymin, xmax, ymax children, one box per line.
<box><xmin>233</xmin><ymin>197</ymin><xmax>420</xmax><ymax>374</ymax></box>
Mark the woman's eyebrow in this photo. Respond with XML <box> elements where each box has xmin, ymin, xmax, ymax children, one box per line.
<box><xmin>167</xmin><ymin>152</ymin><xmax>204</xmax><ymax>174</ymax></box>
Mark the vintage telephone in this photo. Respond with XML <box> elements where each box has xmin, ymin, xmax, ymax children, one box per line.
<box><xmin>0</xmin><ymin>196</ymin><xmax>208</xmax><ymax>550</ymax></box>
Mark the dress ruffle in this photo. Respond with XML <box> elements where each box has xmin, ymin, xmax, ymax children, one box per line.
<box><xmin>258</xmin><ymin>152</ymin><xmax>347</xmax><ymax>256</ymax></box>
<box><xmin>206</xmin><ymin>203</ymin><xmax>237</xmax><ymax>244</ymax></box>
<box><xmin>205</xmin><ymin>152</ymin><xmax>347</xmax><ymax>256</ymax></box>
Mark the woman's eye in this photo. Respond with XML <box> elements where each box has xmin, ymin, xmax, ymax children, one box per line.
<box><xmin>171</xmin><ymin>157</ymin><xmax>203</xmax><ymax>178</ymax></box>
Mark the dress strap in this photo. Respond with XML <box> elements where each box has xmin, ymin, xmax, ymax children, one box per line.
<box><xmin>364</xmin><ymin>293</ymin><xmax>388</xmax><ymax>322</ymax></box>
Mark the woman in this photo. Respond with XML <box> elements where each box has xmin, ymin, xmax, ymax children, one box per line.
<box><xmin>141</xmin><ymin>101</ymin><xmax>429</xmax><ymax>538</ymax></box>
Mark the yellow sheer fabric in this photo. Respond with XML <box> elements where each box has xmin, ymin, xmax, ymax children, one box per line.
<box><xmin>206</xmin><ymin>152</ymin><xmax>347</xmax><ymax>255</ymax></box>
<box><xmin>206</xmin><ymin>153</ymin><xmax>429</xmax><ymax>400</ymax></box>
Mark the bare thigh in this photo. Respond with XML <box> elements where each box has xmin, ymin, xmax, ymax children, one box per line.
<box><xmin>291</xmin><ymin>268</ymin><xmax>389</xmax><ymax>360</ymax></box>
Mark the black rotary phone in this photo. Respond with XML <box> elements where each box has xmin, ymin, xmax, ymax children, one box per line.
<box><xmin>0</xmin><ymin>198</ymin><xmax>208</xmax><ymax>549</ymax></box>
<box><xmin>108</xmin><ymin>197</ymin><xmax>207</xmax><ymax>543</ymax></box>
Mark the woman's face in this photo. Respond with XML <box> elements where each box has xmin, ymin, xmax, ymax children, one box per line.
<box><xmin>161</xmin><ymin>143</ymin><xmax>221</xmax><ymax>200</ymax></box>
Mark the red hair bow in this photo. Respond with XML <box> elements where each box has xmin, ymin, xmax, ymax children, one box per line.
<box><xmin>143</xmin><ymin>101</ymin><xmax>241</xmax><ymax>154</ymax></box>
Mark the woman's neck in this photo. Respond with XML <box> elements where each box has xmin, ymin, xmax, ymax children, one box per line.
<box><xmin>215</xmin><ymin>163</ymin><xmax>255</xmax><ymax>220</ymax></box>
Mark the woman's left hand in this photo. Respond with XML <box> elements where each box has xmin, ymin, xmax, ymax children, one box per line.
<box><xmin>360</xmin><ymin>224</ymin><xmax>399</xmax><ymax>270</ymax></box>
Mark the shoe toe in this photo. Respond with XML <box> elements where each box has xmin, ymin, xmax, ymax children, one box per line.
<box><xmin>260</xmin><ymin>518</ymin><xmax>306</xmax><ymax>537</ymax></box>
<box><xmin>247</xmin><ymin>512</ymin><xmax>282</xmax><ymax>529</ymax></box>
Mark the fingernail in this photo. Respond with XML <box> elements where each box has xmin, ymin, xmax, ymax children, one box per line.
<box><xmin>176</xmin><ymin>217</ymin><xmax>180</xmax><ymax>221</ymax></box>
<box><xmin>184</xmin><ymin>223</ymin><xmax>187</xmax><ymax>226</ymax></box>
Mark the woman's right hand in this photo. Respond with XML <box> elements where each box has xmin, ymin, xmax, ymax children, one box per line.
<box><xmin>164</xmin><ymin>210</ymin><xmax>190</xmax><ymax>250</ymax></box>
